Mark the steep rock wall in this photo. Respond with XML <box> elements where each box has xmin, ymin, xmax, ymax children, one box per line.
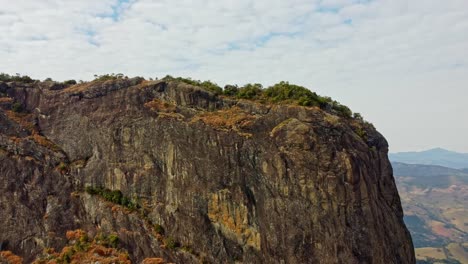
<box><xmin>0</xmin><ymin>79</ymin><xmax>415</xmax><ymax>263</ymax></box>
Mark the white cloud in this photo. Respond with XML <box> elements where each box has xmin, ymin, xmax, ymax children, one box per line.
<box><xmin>0</xmin><ymin>0</ymin><xmax>468</xmax><ymax>152</ymax></box>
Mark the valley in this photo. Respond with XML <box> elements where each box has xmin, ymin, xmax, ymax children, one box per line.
<box><xmin>393</xmin><ymin>160</ymin><xmax>468</xmax><ymax>263</ymax></box>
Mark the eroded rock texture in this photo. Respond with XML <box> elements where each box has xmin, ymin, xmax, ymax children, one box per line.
<box><xmin>0</xmin><ymin>79</ymin><xmax>415</xmax><ymax>263</ymax></box>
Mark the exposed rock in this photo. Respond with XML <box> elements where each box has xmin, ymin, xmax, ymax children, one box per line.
<box><xmin>0</xmin><ymin>79</ymin><xmax>415</xmax><ymax>263</ymax></box>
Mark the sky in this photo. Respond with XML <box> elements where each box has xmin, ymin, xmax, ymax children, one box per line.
<box><xmin>1</xmin><ymin>0</ymin><xmax>468</xmax><ymax>153</ymax></box>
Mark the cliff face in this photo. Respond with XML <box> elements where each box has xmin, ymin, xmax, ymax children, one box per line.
<box><xmin>0</xmin><ymin>78</ymin><xmax>415</xmax><ymax>263</ymax></box>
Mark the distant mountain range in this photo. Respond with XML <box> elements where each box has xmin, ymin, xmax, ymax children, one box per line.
<box><xmin>389</xmin><ymin>148</ymin><xmax>468</xmax><ymax>169</ymax></box>
<box><xmin>392</xmin><ymin>162</ymin><xmax>468</xmax><ymax>188</ymax></box>
<box><xmin>390</xmin><ymin>149</ymin><xmax>468</xmax><ymax>263</ymax></box>
<box><xmin>392</xmin><ymin>161</ymin><xmax>468</xmax><ymax>263</ymax></box>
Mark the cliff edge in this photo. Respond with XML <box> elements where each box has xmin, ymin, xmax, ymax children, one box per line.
<box><xmin>0</xmin><ymin>77</ymin><xmax>415</xmax><ymax>263</ymax></box>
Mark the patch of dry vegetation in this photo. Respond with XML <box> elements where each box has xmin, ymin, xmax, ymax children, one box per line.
<box><xmin>144</xmin><ymin>99</ymin><xmax>184</xmax><ymax>120</ymax></box>
<box><xmin>4</xmin><ymin>110</ymin><xmax>61</xmax><ymax>151</ymax></box>
<box><xmin>4</xmin><ymin>110</ymin><xmax>35</xmax><ymax>131</ymax></box>
<box><xmin>415</xmin><ymin>247</ymin><xmax>447</xmax><ymax>261</ymax></box>
<box><xmin>141</xmin><ymin>258</ymin><xmax>166</xmax><ymax>264</ymax></box>
<box><xmin>32</xmin><ymin>229</ymin><xmax>138</xmax><ymax>264</ymax></box>
<box><xmin>0</xmin><ymin>251</ymin><xmax>23</xmax><ymax>264</ymax></box>
<box><xmin>0</xmin><ymin>97</ymin><xmax>13</xmax><ymax>103</ymax></box>
<box><xmin>191</xmin><ymin>106</ymin><xmax>255</xmax><ymax>135</ymax></box>
<box><xmin>145</xmin><ymin>99</ymin><xmax>176</xmax><ymax>113</ymax></box>
<box><xmin>447</xmin><ymin>243</ymin><xmax>468</xmax><ymax>263</ymax></box>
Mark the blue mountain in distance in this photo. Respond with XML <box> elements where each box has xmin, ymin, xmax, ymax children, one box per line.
<box><xmin>389</xmin><ymin>148</ymin><xmax>468</xmax><ymax>169</ymax></box>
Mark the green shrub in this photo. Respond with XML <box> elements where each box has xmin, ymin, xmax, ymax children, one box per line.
<box><xmin>162</xmin><ymin>76</ymin><xmax>222</xmax><ymax>95</ymax></box>
<box><xmin>0</xmin><ymin>73</ymin><xmax>35</xmax><ymax>83</ymax></box>
<box><xmin>237</xmin><ymin>83</ymin><xmax>263</xmax><ymax>99</ymax></box>
<box><xmin>199</xmin><ymin>80</ymin><xmax>222</xmax><ymax>94</ymax></box>
<box><xmin>181</xmin><ymin>245</ymin><xmax>195</xmax><ymax>254</ymax></box>
<box><xmin>353</xmin><ymin>112</ymin><xmax>363</xmax><ymax>120</ymax></box>
<box><xmin>85</xmin><ymin>186</ymin><xmax>99</xmax><ymax>195</ymax></box>
<box><xmin>154</xmin><ymin>224</ymin><xmax>165</xmax><ymax>235</ymax></box>
<box><xmin>93</xmin><ymin>73</ymin><xmax>126</xmax><ymax>82</ymax></box>
<box><xmin>223</xmin><ymin>85</ymin><xmax>239</xmax><ymax>96</ymax></box>
<box><xmin>108</xmin><ymin>234</ymin><xmax>119</xmax><ymax>248</ymax></box>
<box><xmin>85</xmin><ymin>186</ymin><xmax>139</xmax><ymax>210</ymax></box>
<box><xmin>58</xmin><ymin>162</ymin><xmax>68</xmax><ymax>171</ymax></box>
<box><xmin>355</xmin><ymin>127</ymin><xmax>367</xmax><ymax>139</ymax></box>
<box><xmin>160</xmin><ymin>77</ymin><xmax>356</xmax><ymax>119</ymax></box>
<box><xmin>63</xmin><ymin>80</ymin><xmax>77</xmax><ymax>86</ymax></box>
<box><xmin>164</xmin><ymin>237</ymin><xmax>180</xmax><ymax>249</ymax></box>
<box><xmin>160</xmin><ymin>77</ymin><xmax>355</xmax><ymax>118</ymax></box>
<box><xmin>109</xmin><ymin>190</ymin><xmax>123</xmax><ymax>204</ymax></box>
<box><xmin>11</xmin><ymin>102</ymin><xmax>23</xmax><ymax>113</ymax></box>
<box><xmin>73</xmin><ymin>234</ymin><xmax>90</xmax><ymax>251</ymax></box>
<box><xmin>94</xmin><ymin>233</ymin><xmax>119</xmax><ymax>248</ymax></box>
<box><xmin>121</xmin><ymin>196</ymin><xmax>130</xmax><ymax>207</ymax></box>
<box><xmin>61</xmin><ymin>249</ymin><xmax>74</xmax><ymax>264</ymax></box>
<box><xmin>264</xmin><ymin>81</ymin><xmax>318</xmax><ymax>104</ymax></box>
<box><xmin>332</xmin><ymin>103</ymin><xmax>352</xmax><ymax>118</ymax></box>
<box><xmin>161</xmin><ymin>75</ymin><xmax>175</xmax><ymax>81</ymax></box>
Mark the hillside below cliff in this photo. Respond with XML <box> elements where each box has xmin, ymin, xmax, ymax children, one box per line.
<box><xmin>0</xmin><ymin>75</ymin><xmax>415</xmax><ymax>263</ymax></box>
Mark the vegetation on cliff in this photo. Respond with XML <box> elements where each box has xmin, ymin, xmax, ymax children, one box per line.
<box><xmin>32</xmin><ymin>230</ymin><xmax>132</xmax><ymax>264</ymax></box>
<box><xmin>0</xmin><ymin>73</ymin><xmax>35</xmax><ymax>83</ymax></box>
<box><xmin>161</xmin><ymin>75</ymin><xmax>354</xmax><ymax>118</ymax></box>
<box><xmin>85</xmin><ymin>186</ymin><xmax>139</xmax><ymax>210</ymax></box>
<box><xmin>1</xmin><ymin>72</ymin><xmax>359</xmax><ymax>119</ymax></box>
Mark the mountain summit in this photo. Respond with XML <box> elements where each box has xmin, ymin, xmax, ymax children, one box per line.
<box><xmin>0</xmin><ymin>76</ymin><xmax>415</xmax><ymax>263</ymax></box>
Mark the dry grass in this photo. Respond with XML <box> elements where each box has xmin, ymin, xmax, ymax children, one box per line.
<box><xmin>144</xmin><ymin>99</ymin><xmax>184</xmax><ymax>120</ymax></box>
<box><xmin>324</xmin><ymin>113</ymin><xmax>340</xmax><ymax>125</ymax></box>
<box><xmin>191</xmin><ymin>106</ymin><xmax>256</xmax><ymax>133</ymax></box>
<box><xmin>33</xmin><ymin>230</ymin><xmax>132</xmax><ymax>264</ymax></box>
<box><xmin>270</xmin><ymin>118</ymin><xmax>294</xmax><ymax>137</ymax></box>
<box><xmin>0</xmin><ymin>251</ymin><xmax>23</xmax><ymax>264</ymax></box>
<box><xmin>447</xmin><ymin>243</ymin><xmax>468</xmax><ymax>264</ymax></box>
<box><xmin>65</xmin><ymin>229</ymin><xmax>86</xmax><ymax>241</ymax></box>
<box><xmin>415</xmin><ymin>247</ymin><xmax>447</xmax><ymax>260</ymax></box>
<box><xmin>0</xmin><ymin>97</ymin><xmax>13</xmax><ymax>103</ymax></box>
<box><xmin>145</xmin><ymin>99</ymin><xmax>176</xmax><ymax>113</ymax></box>
<box><xmin>61</xmin><ymin>80</ymin><xmax>103</xmax><ymax>93</ymax></box>
<box><xmin>4</xmin><ymin>110</ymin><xmax>61</xmax><ymax>151</ymax></box>
<box><xmin>4</xmin><ymin>110</ymin><xmax>35</xmax><ymax>131</ymax></box>
<box><xmin>31</xmin><ymin>133</ymin><xmax>61</xmax><ymax>151</ymax></box>
<box><xmin>142</xmin><ymin>258</ymin><xmax>165</xmax><ymax>264</ymax></box>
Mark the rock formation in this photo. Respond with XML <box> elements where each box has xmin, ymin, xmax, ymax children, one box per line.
<box><xmin>0</xmin><ymin>77</ymin><xmax>415</xmax><ymax>263</ymax></box>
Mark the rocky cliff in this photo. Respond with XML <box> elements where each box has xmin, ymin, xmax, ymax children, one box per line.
<box><xmin>0</xmin><ymin>77</ymin><xmax>415</xmax><ymax>263</ymax></box>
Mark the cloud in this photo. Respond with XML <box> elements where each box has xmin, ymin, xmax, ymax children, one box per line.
<box><xmin>1</xmin><ymin>0</ymin><xmax>468</xmax><ymax>152</ymax></box>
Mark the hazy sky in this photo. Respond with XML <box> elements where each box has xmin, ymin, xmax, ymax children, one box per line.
<box><xmin>1</xmin><ymin>0</ymin><xmax>467</xmax><ymax>152</ymax></box>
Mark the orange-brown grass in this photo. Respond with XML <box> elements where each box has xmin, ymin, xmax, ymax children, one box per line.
<box><xmin>142</xmin><ymin>258</ymin><xmax>165</xmax><ymax>264</ymax></box>
<box><xmin>9</xmin><ymin>136</ymin><xmax>22</xmax><ymax>144</ymax></box>
<box><xmin>31</xmin><ymin>133</ymin><xmax>60</xmax><ymax>151</ymax></box>
<box><xmin>0</xmin><ymin>97</ymin><xmax>13</xmax><ymax>103</ymax></box>
<box><xmin>61</xmin><ymin>80</ymin><xmax>105</xmax><ymax>93</ymax></box>
<box><xmin>145</xmin><ymin>99</ymin><xmax>185</xmax><ymax>120</ymax></box>
<box><xmin>34</xmin><ymin>230</ymin><xmax>133</xmax><ymax>264</ymax></box>
<box><xmin>4</xmin><ymin>110</ymin><xmax>35</xmax><ymax>131</ymax></box>
<box><xmin>135</xmin><ymin>79</ymin><xmax>153</xmax><ymax>89</ymax></box>
<box><xmin>0</xmin><ymin>251</ymin><xmax>23</xmax><ymax>264</ymax></box>
<box><xmin>62</xmin><ymin>78</ymin><xmax>147</xmax><ymax>94</ymax></box>
<box><xmin>65</xmin><ymin>229</ymin><xmax>86</xmax><ymax>241</ymax></box>
<box><xmin>144</xmin><ymin>99</ymin><xmax>177</xmax><ymax>113</ymax></box>
<box><xmin>191</xmin><ymin>106</ymin><xmax>255</xmax><ymax>131</ymax></box>
<box><xmin>4</xmin><ymin>110</ymin><xmax>60</xmax><ymax>151</ymax></box>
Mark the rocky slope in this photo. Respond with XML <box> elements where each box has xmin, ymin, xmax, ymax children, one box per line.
<box><xmin>0</xmin><ymin>77</ymin><xmax>415</xmax><ymax>263</ymax></box>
